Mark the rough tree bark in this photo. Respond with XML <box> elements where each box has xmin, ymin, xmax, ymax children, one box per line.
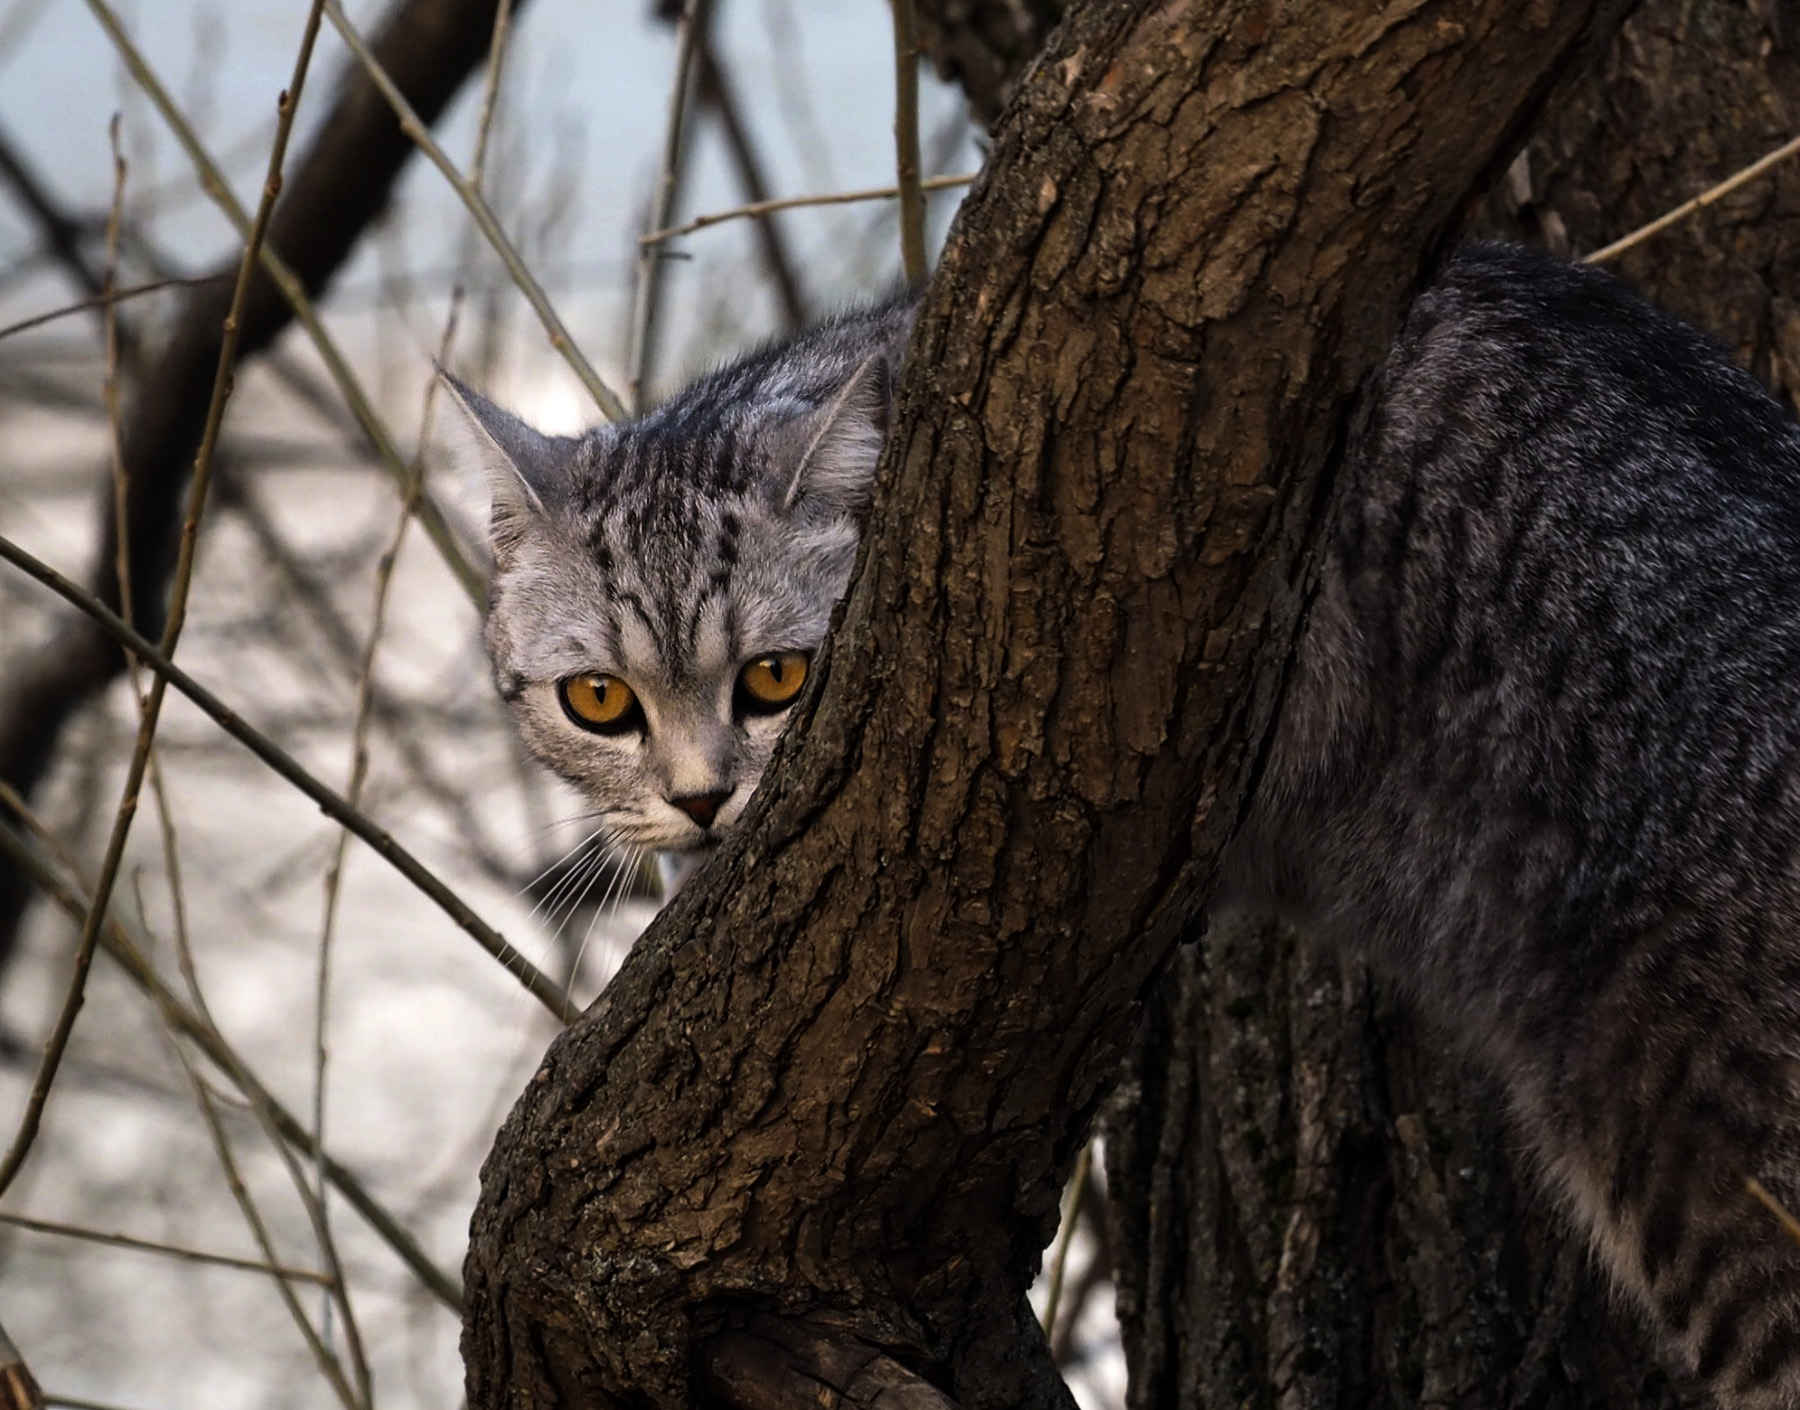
<box><xmin>0</xmin><ymin>0</ymin><xmax>521</xmax><ymax>980</ymax></box>
<box><xmin>460</xmin><ymin>2</ymin><xmax>1634</xmax><ymax>1407</ymax></box>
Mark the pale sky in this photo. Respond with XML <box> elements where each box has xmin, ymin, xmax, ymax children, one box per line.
<box><xmin>0</xmin><ymin>0</ymin><xmax>977</xmax><ymax>414</ymax></box>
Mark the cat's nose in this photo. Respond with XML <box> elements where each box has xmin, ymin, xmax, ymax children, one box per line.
<box><xmin>670</xmin><ymin>789</ymin><xmax>731</xmax><ymax>829</ymax></box>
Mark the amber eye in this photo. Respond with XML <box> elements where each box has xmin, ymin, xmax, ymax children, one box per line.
<box><xmin>735</xmin><ymin>653</ymin><xmax>810</xmax><ymax>715</ymax></box>
<box><xmin>558</xmin><ymin>673</ymin><xmax>643</xmax><ymax>734</ymax></box>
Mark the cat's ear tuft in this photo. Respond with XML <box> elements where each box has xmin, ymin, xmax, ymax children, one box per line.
<box><xmin>438</xmin><ymin>370</ymin><xmax>573</xmax><ymax>548</ymax></box>
<box><xmin>776</xmin><ymin>355</ymin><xmax>893</xmax><ymax>522</ymax></box>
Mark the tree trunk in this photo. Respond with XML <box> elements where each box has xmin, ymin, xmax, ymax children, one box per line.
<box><xmin>460</xmin><ymin>2</ymin><xmax>1634</xmax><ymax>1406</ymax></box>
<box><xmin>1105</xmin><ymin>6</ymin><xmax>1800</xmax><ymax>1409</ymax></box>
<box><xmin>1106</xmin><ymin>921</ymin><xmax>1704</xmax><ymax>1409</ymax></box>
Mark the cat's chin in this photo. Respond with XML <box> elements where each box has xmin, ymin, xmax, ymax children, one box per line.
<box><xmin>656</xmin><ymin>845</ymin><xmax>720</xmax><ymax>898</ymax></box>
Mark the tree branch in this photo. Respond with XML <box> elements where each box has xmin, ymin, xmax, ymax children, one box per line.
<box><xmin>461</xmin><ymin>1</ymin><xmax>1635</xmax><ymax>1407</ymax></box>
<box><xmin>0</xmin><ymin>0</ymin><xmax>527</xmax><ymax>982</ymax></box>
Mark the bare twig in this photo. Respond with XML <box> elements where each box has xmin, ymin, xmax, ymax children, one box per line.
<box><xmin>320</xmin><ymin>0</ymin><xmax>626</xmax><ymax>421</ymax></box>
<box><xmin>1587</xmin><ymin>129</ymin><xmax>1800</xmax><ymax>264</ymax></box>
<box><xmin>97</xmin><ymin>135</ymin><xmax>322</xmax><ymax>1357</ymax></box>
<box><xmin>307</xmin><ymin>1</ymin><xmax>514</xmax><ymax>1382</ymax></box>
<box><xmin>220</xmin><ymin>479</ymin><xmax>520</xmax><ymax>877</ymax></box>
<box><xmin>0</xmin><ymin>1314</ymin><xmax>43</xmax><ymax>1410</ymax></box>
<box><xmin>889</xmin><ymin>0</ymin><xmax>927</xmax><ymax>283</ymax></box>
<box><xmin>0</xmin><ymin>1</ymin><xmax>327</xmax><ymax>1201</ymax></box>
<box><xmin>159</xmin><ymin>709</ymin><xmax>377</xmax><ymax>1400</ymax></box>
<box><xmin>0</xmin><ymin>276</ymin><xmax>223</xmax><ymax>346</ymax></box>
<box><xmin>631</xmin><ymin>0</ymin><xmax>706</xmax><ymax>409</ymax></box>
<box><xmin>1748</xmin><ymin>1176</ymin><xmax>1800</xmax><ymax>1249</ymax></box>
<box><xmin>1041</xmin><ymin>1139</ymin><xmax>1092</xmax><ymax>1336</ymax></box>
<box><xmin>81</xmin><ymin>0</ymin><xmax>486</xmax><ymax>602</ymax></box>
<box><xmin>693</xmin><ymin>37</ymin><xmax>807</xmax><ymax>327</ymax></box>
<box><xmin>0</xmin><ymin>805</ymin><xmax>464</xmax><ymax>1313</ymax></box>
<box><xmin>0</xmin><ymin>1209</ymin><xmax>334</xmax><ymax>1285</ymax></box>
<box><xmin>104</xmin><ymin>117</ymin><xmax>132</xmax><ymax>633</ymax></box>
<box><xmin>0</xmin><ymin>531</ymin><xmax>581</xmax><ymax>1025</ymax></box>
<box><xmin>641</xmin><ymin>172</ymin><xmax>976</xmax><ymax>247</ymax></box>
<box><xmin>176</xmin><ymin>1053</ymin><xmax>362</xmax><ymax>1410</ymax></box>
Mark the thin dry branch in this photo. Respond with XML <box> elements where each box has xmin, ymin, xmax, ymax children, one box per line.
<box><xmin>203</xmin><ymin>988</ymin><xmax>376</xmax><ymax>1409</ymax></box>
<box><xmin>82</xmin><ymin>0</ymin><xmax>486</xmax><ymax>601</ymax></box>
<box><xmin>631</xmin><ymin>0</ymin><xmax>705</xmax><ymax>409</ymax></box>
<box><xmin>0</xmin><ymin>1209</ymin><xmax>334</xmax><ymax>1285</ymax></box>
<box><xmin>889</xmin><ymin>0</ymin><xmax>927</xmax><ymax>283</ymax></box>
<box><xmin>0</xmin><ymin>2</ymin><xmax>325</xmax><ymax>1200</ymax></box>
<box><xmin>1749</xmin><ymin>1176</ymin><xmax>1800</xmax><ymax>1250</ymax></box>
<box><xmin>641</xmin><ymin>173</ymin><xmax>976</xmax><ymax>246</ymax></box>
<box><xmin>219</xmin><ymin>478</ymin><xmax>522</xmax><ymax>879</ymax></box>
<box><xmin>103</xmin><ymin>117</ymin><xmax>132</xmax><ymax>631</ymax></box>
<box><xmin>1039</xmin><ymin>1139</ymin><xmax>1092</xmax><ymax>1336</ymax></box>
<box><xmin>320</xmin><ymin>0</ymin><xmax>626</xmax><ymax>421</ymax></box>
<box><xmin>692</xmin><ymin>34</ymin><xmax>807</xmax><ymax>326</ymax></box>
<box><xmin>0</xmin><ymin>807</ymin><xmax>463</xmax><ymax>1313</ymax></box>
<box><xmin>0</xmin><ymin>531</ymin><xmax>581</xmax><ymax>1026</ymax></box>
<box><xmin>176</xmin><ymin>1054</ymin><xmax>362</xmax><ymax>1410</ymax></box>
<box><xmin>307</xmin><ymin>4</ymin><xmax>517</xmax><ymax>1379</ymax></box>
<box><xmin>0</xmin><ymin>276</ymin><xmax>222</xmax><ymax>346</ymax></box>
<box><xmin>0</xmin><ymin>0</ymin><xmax>524</xmax><ymax>986</ymax></box>
<box><xmin>1586</xmin><ymin>129</ymin><xmax>1800</xmax><ymax>264</ymax></box>
<box><xmin>41</xmin><ymin>1395</ymin><xmax>141</xmax><ymax>1410</ymax></box>
<box><xmin>0</xmin><ymin>1315</ymin><xmax>43</xmax><ymax>1410</ymax></box>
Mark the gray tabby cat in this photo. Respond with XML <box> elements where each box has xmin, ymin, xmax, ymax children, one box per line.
<box><xmin>452</xmin><ymin>243</ymin><xmax>1800</xmax><ymax>1406</ymax></box>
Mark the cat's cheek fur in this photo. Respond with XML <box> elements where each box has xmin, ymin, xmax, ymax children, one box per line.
<box><xmin>507</xmin><ymin>689</ymin><xmax>645</xmax><ymax>823</ymax></box>
<box><xmin>718</xmin><ymin>714</ymin><xmax>790</xmax><ymax>831</ymax></box>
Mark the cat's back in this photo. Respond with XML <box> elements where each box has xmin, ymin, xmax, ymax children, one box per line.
<box><xmin>1246</xmin><ymin>242</ymin><xmax>1800</xmax><ymax>980</ymax></box>
<box><xmin>1232</xmin><ymin>246</ymin><xmax>1800</xmax><ymax>1407</ymax></box>
<box><xmin>1351</xmin><ymin>242</ymin><xmax>1800</xmax><ymax>663</ymax></box>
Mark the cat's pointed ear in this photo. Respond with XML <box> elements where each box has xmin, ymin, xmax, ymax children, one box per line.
<box><xmin>776</xmin><ymin>354</ymin><xmax>894</xmax><ymax>522</ymax></box>
<box><xmin>438</xmin><ymin>370</ymin><xmax>571</xmax><ymax>545</ymax></box>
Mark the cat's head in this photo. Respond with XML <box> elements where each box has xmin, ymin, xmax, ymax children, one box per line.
<box><xmin>447</xmin><ymin>298</ymin><xmax>914</xmax><ymax>855</ymax></box>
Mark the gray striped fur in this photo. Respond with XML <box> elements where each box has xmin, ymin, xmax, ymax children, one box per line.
<box><xmin>1227</xmin><ymin>243</ymin><xmax>1800</xmax><ymax>1404</ymax></box>
<box><xmin>449</xmin><ymin>298</ymin><xmax>913</xmax><ymax>857</ymax></box>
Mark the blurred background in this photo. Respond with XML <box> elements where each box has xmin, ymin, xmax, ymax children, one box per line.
<box><xmin>0</xmin><ymin>3</ymin><xmax>1128</xmax><ymax>1407</ymax></box>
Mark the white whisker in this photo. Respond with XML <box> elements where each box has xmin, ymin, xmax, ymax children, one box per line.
<box><xmin>562</xmin><ymin>844</ymin><xmax>645</xmax><ymax>1005</ymax></box>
